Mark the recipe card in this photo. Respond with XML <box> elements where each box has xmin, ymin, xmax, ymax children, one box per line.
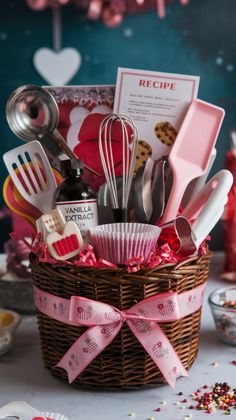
<box><xmin>113</xmin><ymin>67</ymin><xmax>199</xmax><ymax>163</ymax></box>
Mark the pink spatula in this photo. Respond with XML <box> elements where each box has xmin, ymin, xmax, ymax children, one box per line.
<box><xmin>160</xmin><ymin>99</ymin><xmax>225</xmax><ymax>224</ymax></box>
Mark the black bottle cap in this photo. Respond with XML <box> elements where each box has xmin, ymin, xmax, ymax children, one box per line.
<box><xmin>60</xmin><ymin>158</ymin><xmax>84</xmax><ymax>177</ymax></box>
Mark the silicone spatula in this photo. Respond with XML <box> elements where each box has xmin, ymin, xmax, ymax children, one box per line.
<box><xmin>3</xmin><ymin>140</ymin><xmax>57</xmax><ymax>214</ymax></box>
<box><xmin>3</xmin><ymin>174</ymin><xmax>42</xmax><ymax>228</ymax></box>
<box><xmin>2</xmin><ymin>167</ymin><xmax>62</xmax><ymax>231</ymax></box>
<box><xmin>160</xmin><ymin>99</ymin><xmax>225</xmax><ymax>224</ymax></box>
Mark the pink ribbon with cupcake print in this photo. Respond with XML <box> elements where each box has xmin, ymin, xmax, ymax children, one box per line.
<box><xmin>33</xmin><ymin>283</ymin><xmax>205</xmax><ymax>388</ymax></box>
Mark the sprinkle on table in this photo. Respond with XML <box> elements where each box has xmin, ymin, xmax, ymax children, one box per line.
<box><xmin>231</xmin><ymin>360</ymin><xmax>236</xmax><ymax>365</ymax></box>
<box><xmin>191</xmin><ymin>382</ymin><xmax>236</xmax><ymax>414</ymax></box>
<box><xmin>211</xmin><ymin>362</ymin><xmax>218</xmax><ymax>367</ymax></box>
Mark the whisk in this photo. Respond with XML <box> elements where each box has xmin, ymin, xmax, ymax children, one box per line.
<box><xmin>98</xmin><ymin>113</ymin><xmax>138</xmax><ymax>222</ymax></box>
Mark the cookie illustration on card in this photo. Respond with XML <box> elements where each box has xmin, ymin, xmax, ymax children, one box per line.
<box><xmin>134</xmin><ymin>140</ymin><xmax>152</xmax><ymax>173</ymax></box>
<box><xmin>154</xmin><ymin>121</ymin><xmax>178</xmax><ymax>147</ymax></box>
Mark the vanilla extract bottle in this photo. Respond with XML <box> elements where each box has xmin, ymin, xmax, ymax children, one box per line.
<box><xmin>54</xmin><ymin>158</ymin><xmax>99</xmax><ymax>242</ymax></box>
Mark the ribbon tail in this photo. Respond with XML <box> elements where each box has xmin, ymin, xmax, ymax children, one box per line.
<box><xmin>55</xmin><ymin>321</ymin><xmax>122</xmax><ymax>383</ymax></box>
<box><xmin>127</xmin><ymin>320</ymin><xmax>188</xmax><ymax>389</ymax></box>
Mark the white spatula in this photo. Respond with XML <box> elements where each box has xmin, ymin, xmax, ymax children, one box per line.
<box><xmin>175</xmin><ymin>169</ymin><xmax>233</xmax><ymax>256</ymax></box>
<box><xmin>3</xmin><ymin>140</ymin><xmax>57</xmax><ymax>214</ymax></box>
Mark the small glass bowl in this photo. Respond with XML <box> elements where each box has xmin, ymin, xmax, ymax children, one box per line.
<box><xmin>208</xmin><ymin>286</ymin><xmax>236</xmax><ymax>346</ymax></box>
<box><xmin>0</xmin><ymin>330</ymin><xmax>12</xmax><ymax>356</ymax></box>
<box><xmin>0</xmin><ymin>309</ymin><xmax>21</xmax><ymax>356</ymax></box>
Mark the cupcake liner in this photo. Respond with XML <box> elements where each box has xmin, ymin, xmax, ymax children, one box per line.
<box><xmin>90</xmin><ymin>223</ymin><xmax>161</xmax><ymax>265</ymax></box>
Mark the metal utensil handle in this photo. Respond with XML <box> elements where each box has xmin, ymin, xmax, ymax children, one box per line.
<box><xmin>181</xmin><ymin>148</ymin><xmax>217</xmax><ymax>208</ymax></box>
<box><xmin>113</xmin><ymin>208</ymin><xmax>128</xmax><ymax>223</ymax></box>
<box><xmin>52</xmin><ymin>129</ymin><xmax>101</xmax><ymax>177</ymax></box>
<box><xmin>53</xmin><ymin>128</ymin><xmax>77</xmax><ymax>159</ymax></box>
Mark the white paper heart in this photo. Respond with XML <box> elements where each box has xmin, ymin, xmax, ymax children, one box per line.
<box><xmin>33</xmin><ymin>47</ymin><xmax>81</xmax><ymax>85</ymax></box>
<box><xmin>67</xmin><ymin>107</ymin><xmax>90</xmax><ymax>151</ymax></box>
<box><xmin>69</xmin><ymin>106</ymin><xmax>90</xmax><ymax>125</ymax></box>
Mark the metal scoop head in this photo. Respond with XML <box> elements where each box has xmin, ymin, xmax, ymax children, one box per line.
<box><xmin>6</xmin><ymin>85</ymin><xmax>100</xmax><ymax>177</ymax></box>
<box><xmin>6</xmin><ymin>84</ymin><xmax>59</xmax><ymax>141</ymax></box>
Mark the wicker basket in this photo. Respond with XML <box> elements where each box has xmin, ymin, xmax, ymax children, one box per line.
<box><xmin>30</xmin><ymin>251</ymin><xmax>211</xmax><ymax>389</ymax></box>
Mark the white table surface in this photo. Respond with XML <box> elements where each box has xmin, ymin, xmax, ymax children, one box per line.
<box><xmin>1</xmin><ymin>252</ymin><xmax>236</xmax><ymax>420</ymax></box>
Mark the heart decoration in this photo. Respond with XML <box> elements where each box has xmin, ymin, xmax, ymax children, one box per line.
<box><xmin>33</xmin><ymin>47</ymin><xmax>81</xmax><ymax>85</ymax></box>
<box><xmin>46</xmin><ymin>221</ymin><xmax>83</xmax><ymax>261</ymax></box>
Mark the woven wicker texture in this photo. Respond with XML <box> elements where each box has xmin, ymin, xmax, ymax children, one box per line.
<box><xmin>30</xmin><ymin>252</ymin><xmax>211</xmax><ymax>389</ymax></box>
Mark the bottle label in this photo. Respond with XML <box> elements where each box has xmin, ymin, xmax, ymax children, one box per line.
<box><xmin>56</xmin><ymin>199</ymin><xmax>99</xmax><ymax>239</ymax></box>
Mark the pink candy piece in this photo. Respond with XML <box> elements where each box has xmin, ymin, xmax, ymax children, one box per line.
<box><xmin>33</xmin><ymin>417</ymin><xmax>55</xmax><ymax>420</ymax></box>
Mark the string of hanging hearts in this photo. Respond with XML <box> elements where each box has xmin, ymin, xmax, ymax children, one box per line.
<box><xmin>27</xmin><ymin>0</ymin><xmax>190</xmax><ymax>26</ymax></box>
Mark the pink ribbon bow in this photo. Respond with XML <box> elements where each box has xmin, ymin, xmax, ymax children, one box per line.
<box><xmin>34</xmin><ymin>283</ymin><xmax>205</xmax><ymax>388</ymax></box>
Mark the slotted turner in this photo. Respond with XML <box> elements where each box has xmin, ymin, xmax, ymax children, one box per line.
<box><xmin>3</xmin><ymin>140</ymin><xmax>57</xmax><ymax>214</ymax></box>
<box><xmin>161</xmin><ymin>99</ymin><xmax>225</xmax><ymax>224</ymax></box>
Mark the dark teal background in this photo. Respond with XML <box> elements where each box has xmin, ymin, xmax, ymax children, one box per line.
<box><xmin>0</xmin><ymin>0</ymin><xmax>236</xmax><ymax>249</ymax></box>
